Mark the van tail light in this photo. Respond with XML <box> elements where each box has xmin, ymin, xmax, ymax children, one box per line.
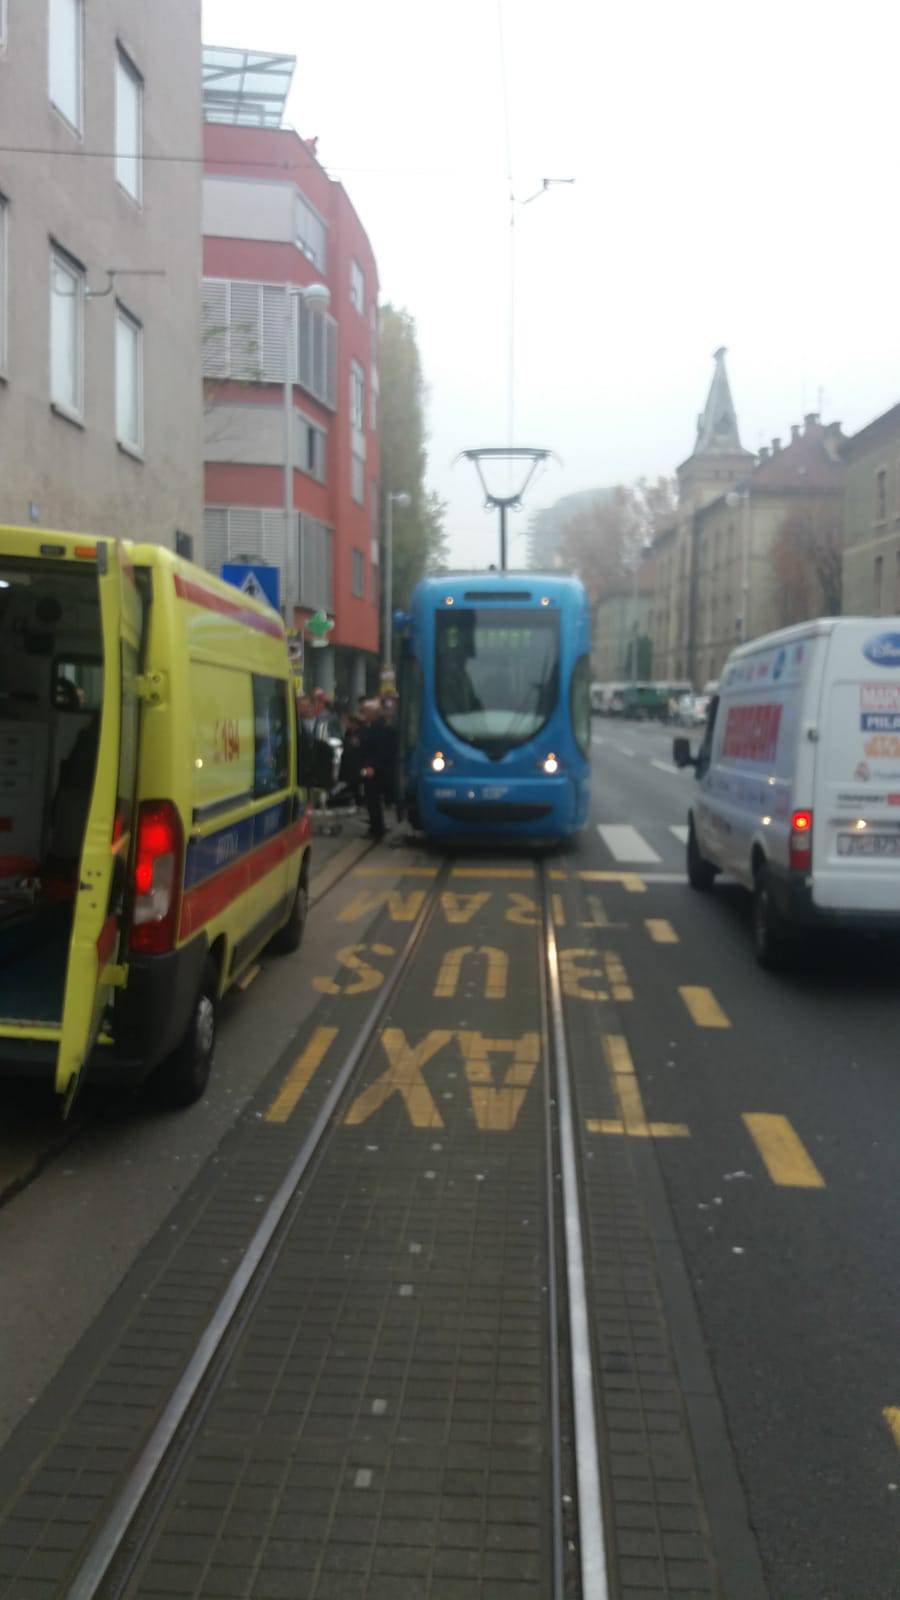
<box><xmin>131</xmin><ymin>801</ymin><xmax>183</xmax><ymax>954</ymax></box>
<box><xmin>789</xmin><ymin>808</ymin><xmax>813</xmax><ymax>871</ymax></box>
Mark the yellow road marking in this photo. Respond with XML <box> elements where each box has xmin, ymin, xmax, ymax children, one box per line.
<box><xmin>602</xmin><ymin>948</ymin><xmax>633</xmax><ymax>1002</ymax></box>
<box><xmin>458</xmin><ymin>1031</ymin><xmax>540</xmax><ymax>1131</ymax></box>
<box><xmin>338</xmin><ymin>888</ymin><xmax>427</xmax><ymax>923</ymax></box>
<box><xmin>645</xmin><ymin>918</ymin><xmax>678</xmax><ymax>944</ymax></box>
<box><xmin>265</xmin><ymin>1026</ymin><xmax>338</xmax><ymax>1124</ymax></box>
<box><xmin>434</xmin><ymin>945</ymin><xmax>508</xmax><ymax>1000</ymax></box>
<box><xmin>505</xmin><ymin>892</ymin><xmax>540</xmax><ymax>926</ymax></box>
<box><xmin>345</xmin><ymin>1028</ymin><xmax>451</xmax><ymax>1127</ymax></box>
<box><xmin>742</xmin><ymin>1113</ymin><xmax>825</xmax><ymax>1188</ymax></box>
<box><xmin>596</xmin><ymin>1033</ymin><xmax>689</xmax><ymax>1138</ymax></box>
<box><xmin>450</xmin><ymin>866</ymin><xmax>534</xmax><ymax>878</ymax></box>
<box><xmin>236</xmin><ymin>963</ymin><xmax>261</xmax><ymax>992</ymax></box>
<box><xmin>580</xmin><ymin>895</ymin><xmax>624</xmax><ymax>929</ymax></box>
<box><xmin>440</xmin><ymin>891</ymin><xmax>490</xmax><ymax>924</ymax></box>
<box><xmin>551</xmin><ymin>893</ymin><xmax>566</xmax><ymax>927</ymax></box>
<box><xmin>679</xmin><ymin>985</ymin><xmax>731</xmax><ymax>1028</ymax></box>
<box><xmin>883</xmin><ymin>1408</ymin><xmax>900</xmax><ymax>1450</ymax></box>
<box><xmin>353</xmin><ymin>865</ymin><xmax>439</xmax><ymax>877</ymax></box>
<box><xmin>576</xmin><ymin>870</ymin><xmax>646</xmax><ymax>893</ymax></box>
<box><xmin>586</xmin><ymin>1118</ymin><xmax>690</xmax><ymax>1138</ymax></box>
<box><xmin>547</xmin><ymin>869</ymin><xmax>568</xmax><ymax>880</ymax></box>
<box><xmin>313</xmin><ymin>943</ymin><xmax>395</xmax><ymax>996</ymax></box>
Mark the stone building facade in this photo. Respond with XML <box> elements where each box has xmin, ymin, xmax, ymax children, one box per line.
<box><xmin>841</xmin><ymin>401</ymin><xmax>900</xmax><ymax>616</ymax></box>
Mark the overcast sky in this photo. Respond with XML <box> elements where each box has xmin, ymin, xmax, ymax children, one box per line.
<box><xmin>202</xmin><ymin>0</ymin><xmax>900</xmax><ymax>568</ymax></box>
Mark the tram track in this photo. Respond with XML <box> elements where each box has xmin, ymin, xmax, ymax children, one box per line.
<box><xmin>55</xmin><ymin>854</ymin><xmax>615</xmax><ymax>1600</ymax></box>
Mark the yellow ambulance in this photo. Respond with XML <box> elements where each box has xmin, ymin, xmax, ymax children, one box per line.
<box><xmin>0</xmin><ymin>526</ymin><xmax>312</xmax><ymax>1111</ymax></box>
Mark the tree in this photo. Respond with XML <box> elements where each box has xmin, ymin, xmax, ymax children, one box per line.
<box><xmin>558</xmin><ymin>476</ymin><xmax>678</xmax><ymax>604</ymax></box>
<box><xmin>379</xmin><ymin>305</ymin><xmax>447</xmax><ymax>613</ymax></box>
<box><xmin>772</xmin><ymin>502</ymin><xmax>843</xmax><ymax>625</ymax></box>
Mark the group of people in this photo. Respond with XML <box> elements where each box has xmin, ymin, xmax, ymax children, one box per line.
<box><xmin>296</xmin><ymin>688</ymin><xmax>398</xmax><ymax>841</ymax></box>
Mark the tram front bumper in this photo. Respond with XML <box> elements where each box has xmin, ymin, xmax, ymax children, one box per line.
<box><xmin>419</xmin><ymin>774</ymin><xmax>578</xmax><ymax>839</ymax></box>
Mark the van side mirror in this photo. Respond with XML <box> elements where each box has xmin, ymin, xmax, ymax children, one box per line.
<box><xmin>672</xmin><ymin>736</ymin><xmax>696</xmax><ymax>769</ymax></box>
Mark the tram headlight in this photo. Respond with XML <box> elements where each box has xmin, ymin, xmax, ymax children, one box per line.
<box><xmin>431</xmin><ymin>752</ymin><xmax>447</xmax><ymax>772</ymax></box>
<box><xmin>541</xmin><ymin>753</ymin><xmax>560</xmax><ymax>775</ymax></box>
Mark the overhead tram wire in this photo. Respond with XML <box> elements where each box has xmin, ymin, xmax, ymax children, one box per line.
<box><xmin>497</xmin><ymin>0</ymin><xmax>517</xmax><ymax>483</ymax></box>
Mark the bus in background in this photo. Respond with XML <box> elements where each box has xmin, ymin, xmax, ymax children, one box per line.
<box><xmin>395</xmin><ymin>572</ymin><xmax>591</xmax><ymax>843</ymax></box>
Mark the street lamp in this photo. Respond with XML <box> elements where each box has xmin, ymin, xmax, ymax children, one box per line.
<box><xmin>629</xmin><ymin>538</ymin><xmax>652</xmax><ymax>686</ymax></box>
<box><xmin>283</xmin><ymin>280</ymin><xmax>331</xmax><ymax>621</ymax></box>
<box><xmin>383</xmin><ymin>489</ymin><xmax>411</xmax><ymax>678</ymax></box>
<box><xmin>725</xmin><ymin>486</ymin><xmax>752</xmax><ymax>643</ymax></box>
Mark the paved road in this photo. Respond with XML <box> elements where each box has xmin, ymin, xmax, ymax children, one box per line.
<box><xmin>586</xmin><ymin>716</ymin><xmax>900</xmax><ymax>1600</ymax></box>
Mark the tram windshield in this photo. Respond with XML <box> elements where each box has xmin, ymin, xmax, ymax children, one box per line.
<box><xmin>435</xmin><ymin>607</ymin><xmax>560</xmax><ymax>755</ymax></box>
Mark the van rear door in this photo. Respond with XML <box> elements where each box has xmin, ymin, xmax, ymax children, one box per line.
<box><xmin>812</xmin><ymin>621</ymin><xmax>900</xmax><ymax>913</ymax></box>
<box><xmin>56</xmin><ymin>541</ymin><xmax>144</xmax><ymax>1106</ymax></box>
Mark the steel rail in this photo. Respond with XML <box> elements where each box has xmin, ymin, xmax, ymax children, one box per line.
<box><xmin>66</xmin><ymin>861</ymin><xmax>450</xmax><ymax>1600</ymax></box>
<box><xmin>536</xmin><ymin>868</ymin><xmax>567</xmax><ymax>1599</ymax></box>
<box><xmin>540</xmin><ymin>863</ymin><xmax>611</xmax><ymax>1600</ymax></box>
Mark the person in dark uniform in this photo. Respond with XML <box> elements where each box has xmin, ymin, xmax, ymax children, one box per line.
<box><xmin>357</xmin><ymin>699</ymin><xmax>390</xmax><ymax>839</ymax></box>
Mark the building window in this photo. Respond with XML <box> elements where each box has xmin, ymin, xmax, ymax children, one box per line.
<box><xmin>370</xmin><ymin>365</ymin><xmax>379</xmax><ymax>432</ymax></box>
<box><xmin>350</xmin><ymin>359</ymin><xmax>365</xmax><ymax>431</ymax></box>
<box><xmin>295</xmin><ymin>195</ymin><xmax>327</xmax><ymax>271</ymax></box>
<box><xmin>351</xmin><ymin>548</ymin><xmax>365</xmax><ymax>599</ymax></box>
<box><xmin>350</xmin><ymin>259</ymin><xmax>364</xmax><ymax>313</ymax></box>
<box><xmin>50</xmin><ymin>246</ymin><xmax>84</xmax><ymax>418</ymax></box>
<box><xmin>876</xmin><ymin>467</ymin><xmax>887</xmax><ymax>524</ymax></box>
<box><xmin>0</xmin><ymin>196</ymin><xmax>7</xmax><ymax>375</ymax></box>
<box><xmin>350</xmin><ymin>359</ymin><xmax>366</xmax><ymax>504</ymax></box>
<box><xmin>0</xmin><ymin>0</ymin><xmax>7</xmax><ymax>49</ymax></box>
<box><xmin>895</xmin><ymin>550</ymin><xmax>900</xmax><ymax>612</ymax></box>
<box><xmin>116</xmin><ymin>305</ymin><xmax>143</xmax><ymax>453</ymax></box>
<box><xmin>115</xmin><ymin>48</ymin><xmax>143</xmax><ymax>202</ymax></box>
<box><xmin>351</xmin><ymin>454</ymin><xmax>365</xmax><ymax>505</ymax></box>
<box><xmin>874</xmin><ymin>555</ymin><xmax>884</xmax><ymax>613</ymax></box>
<box><xmin>49</xmin><ymin>0</ymin><xmax>83</xmax><ymax>132</ymax></box>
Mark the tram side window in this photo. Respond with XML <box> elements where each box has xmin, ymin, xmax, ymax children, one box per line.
<box><xmin>570</xmin><ymin>655</ymin><xmax>591</xmax><ymax>756</ymax></box>
<box><xmin>252</xmin><ymin>675</ymin><xmax>290</xmax><ymax>796</ymax></box>
<box><xmin>400</xmin><ymin>655</ymin><xmax>423</xmax><ymax>750</ymax></box>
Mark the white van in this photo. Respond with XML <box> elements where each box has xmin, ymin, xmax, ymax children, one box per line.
<box><xmin>673</xmin><ymin>618</ymin><xmax>900</xmax><ymax>965</ymax></box>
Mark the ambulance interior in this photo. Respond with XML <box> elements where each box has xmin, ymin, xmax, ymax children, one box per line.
<box><xmin>0</xmin><ymin>560</ymin><xmax>104</xmax><ymax>1025</ymax></box>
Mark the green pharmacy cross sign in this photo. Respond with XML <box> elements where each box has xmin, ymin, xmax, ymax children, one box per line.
<box><xmin>306</xmin><ymin>610</ymin><xmax>334</xmax><ymax>647</ymax></box>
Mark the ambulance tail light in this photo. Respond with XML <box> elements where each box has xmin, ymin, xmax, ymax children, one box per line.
<box><xmin>789</xmin><ymin>808</ymin><xmax>813</xmax><ymax>871</ymax></box>
<box><xmin>131</xmin><ymin>801</ymin><xmax>183</xmax><ymax>954</ymax></box>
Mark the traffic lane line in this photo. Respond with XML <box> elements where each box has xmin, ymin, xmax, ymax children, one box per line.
<box><xmin>884</xmin><ymin>1408</ymin><xmax>900</xmax><ymax>1450</ymax></box>
<box><xmin>597</xmin><ymin>824</ymin><xmax>661</xmax><ymax>863</ymax></box>
<box><xmin>679</xmin><ymin>985</ymin><xmax>731</xmax><ymax>1028</ymax></box>
<box><xmin>264</xmin><ymin>1025</ymin><xmax>339</xmax><ymax>1124</ymax></box>
<box><xmin>645</xmin><ymin>918</ymin><xmax>678</xmax><ymax>943</ymax></box>
<box><xmin>742</xmin><ymin>1114</ymin><xmax>825</xmax><ymax>1189</ymax></box>
<box><xmin>652</xmin><ymin>758</ymin><xmax>681</xmax><ymax>776</ymax></box>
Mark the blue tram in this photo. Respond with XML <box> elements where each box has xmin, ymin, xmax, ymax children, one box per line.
<box><xmin>395</xmin><ymin>571</ymin><xmax>592</xmax><ymax>842</ymax></box>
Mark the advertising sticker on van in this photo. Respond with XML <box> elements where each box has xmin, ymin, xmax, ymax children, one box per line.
<box><xmin>860</xmin><ymin>682</ymin><xmax>900</xmax><ymax>732</ymax></box>
<box><xmin>862</xmin><ymin>632</ymin><xmax>900</xmax><ymax>667</ymax></box>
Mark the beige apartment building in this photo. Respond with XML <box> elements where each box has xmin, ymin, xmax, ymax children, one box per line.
<box><xmin>0</xmin><ymin>0</ymin><xmax>203</xmax><ymax>550</ymax></box>
<box><xmin>841</xmin><ymin>401</ymin><xmax>900</xmax><ymax>615</ymax></box>
<box><xmin>648</xmin><ymin>352</ymin><xmax>845</xmax><ymax>687</ymax></box>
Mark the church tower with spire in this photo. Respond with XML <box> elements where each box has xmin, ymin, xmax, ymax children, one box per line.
<box><xmin>677</xmin><ymin>347</ymin><xmax>755</xmax><ymax>513</ymax></box>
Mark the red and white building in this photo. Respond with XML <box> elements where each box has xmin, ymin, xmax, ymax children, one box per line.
<box><xmin>200</xmin><ymin>48</ymin><xmax>380</xmax><ymax>698</ymax></box>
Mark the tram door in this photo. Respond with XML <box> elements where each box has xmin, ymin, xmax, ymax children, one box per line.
<box><xmin>396</xmin><ymin>639</ymin><xmax>423</xmax><ymax>825</ymax></box>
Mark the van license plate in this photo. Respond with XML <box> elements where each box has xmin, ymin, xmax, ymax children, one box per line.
<box><xmin>837</xmin><ymin>833</ymin><xmax>900</xmax><ymax>857</ymax></box>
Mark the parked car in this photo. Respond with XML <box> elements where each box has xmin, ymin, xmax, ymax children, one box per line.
<box><xmin>673</xmin><ymin>617</ymin><xmax>900</xmax><ymax>967</ymax></box>
<box><xmin>676</xmin><ymin>693</ymin><xmax>709</xmax><ymax>726</ymax></box>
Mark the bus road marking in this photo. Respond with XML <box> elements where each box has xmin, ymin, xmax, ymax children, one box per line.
<box><xmin>313</xmin><ymin>944</ymin><xmax>395</xmax><ymax>996</ymax></box>
<box><xmin>559</xmin><ymin>948</ymin><xmax>632</xmax><ymax>1002</ymax></box>
<box><xmin>588</xmin><ymin>1033</ymin><xmax>689</xmax><ymax>1139</ymax></box>
<box><xmin>434</xmin><ymin>946</ymin><xmax>508</xmax><ymax>1000</ymax></box>
<box><xmin>265</xmin><ymin>1026</ymin><xmax>339</xmax><ymax>1124</ymax></box>
<box><xmin>883</xmin><ymin>1408</ymin><xmax>900</xmax><ymax>1451</ymax></box>
<box><xmin>597</xmin><ymin>824</ymin><xmax>660</xmax><ymax>863</ymax></box>
<box><xmin>679</xmin><ymin>985</ymin><xmax>731</xmax><ymax>1028</ymax></box>
<box><xmin>742</xmin><ymin>1113</ymin><xmax>825</xmax><ymax>1188</ymax></box>
<box><xmin>236</xmin><ymin>963</ymin><xmax>261</xmax><ymax>992</ymax></box>
<box><xmin>645</xmin><ymin>918</ymin><xmax>678</xmax><ymax>944</ymax></box>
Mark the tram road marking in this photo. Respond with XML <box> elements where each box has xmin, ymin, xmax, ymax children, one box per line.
<box><xmin>265</xmin><ymin>1025</ymin><xmax>339</xmax><ymax>1124</ymax></box>
<box><xmin>587</xmin><ymin>1033</ymin><xmax>690</xmax><ymax>1139</ymax></box>
<box><xmin>339</xmin><ymin>888</ymin><xmax>428</xmax><ymax>923</ymax></box>
<box><xmin>645</xmin><ymin>918</ymin><xmax>678</xmax><ymax>943</ymax></box>
<box><xmin>679</xmin><ymin>985</ymin><xmax>731</xmax><ymax>1028</ymax></box>
<box><xmin>884</xmin><ymin>1408</ymin><xmax>900</xmax><ymax>1451</ymax></box>
<box><xmin>742</xmin><ymin>1113</ymin><xmax>825</xmax><ymax>1188</ymax></box>
<box><xmin>597</xmin><ymin>823</ymin><xmax>661</xmax><ymax>863</ymax></box>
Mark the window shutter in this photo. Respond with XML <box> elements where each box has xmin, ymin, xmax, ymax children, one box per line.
<box><xmin>229</xmin><ymin>281</ymin><xmax>262</xmax><ymax>381</ymax></box>
<box><xmin>262</xmin><ymin>285</ymin><xmax>287</xmax><ymax>381</ymax></box>
<box><xmin>227</xmin><ymin>506</ymin><xmax>263</xmax><ymax>560</ymax></box>
<box><xmin>325</xmin><ymin>317</ymin><xmax>337</xmax><ymax>410</ymax></box>
<box><xmin>203</xmin><ymin>508</ymin><xmax>228</xmax><ymax>575</ymax></box>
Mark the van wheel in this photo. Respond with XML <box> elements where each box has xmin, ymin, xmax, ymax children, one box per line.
<box><xmin>753</xmin><ymin>868</ymin><xmax>790</xmax><ymax>970</ymax></box>
<box><xmin>269</xmin><ymin>867</ymin><xmax>309</xmax><ymax>955</ymax></box>
<box><xmin>152</xmin><ymin>959</ymin><xmax>218</xmax><ymax>1109</ymax></box>
<box><xmin>687</xmin><ymin>820</ymin><xmax>717</xmax><ymax>891</ymax></box>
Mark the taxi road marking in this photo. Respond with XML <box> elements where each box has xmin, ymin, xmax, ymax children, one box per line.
<box><xmin>345</xmin><ymin>1028</ymin><xmax>451</xmax><ymax>1128</ymax></box>
<box><xmin>236</xmin><ymin>963</ymin><xmax>261</xmax><ymax>991</ymax></box>
<box><xmin>645</xmin><ymin>918</ymin><xmax>678</xmax><ymax>943</ymax></box>
<box><xmin>458</xmin><ymin>1031</ymin><xmax>540</xmax><ymax>1131</ymax></box>
<box><xmin>265</xmin><ymin>1025</ymin><xmax>339</xmax><ymax>1124</ymax></box>
<box><xmin>883</xmin><ymin>1408</ymin><xmax>900</xmax><ymax>1451</ymax></box>
<box><xmin>742</xmin><ymin>1113</ymin><xmax>825</xmax><ymax>1188</ymax></box>
<box><xmin>588</xmin><ymin>1032</ymin><xmax>690</xmax><ymax>1139</ymax></box>
<box><xmin>679</xmin><ymin>985</ymin><xmax>731</xmax><ymax>1028</ymax></box>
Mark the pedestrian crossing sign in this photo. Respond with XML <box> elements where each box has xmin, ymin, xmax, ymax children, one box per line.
<box><xmin>221</xmin><ymin>562</ymin><xmax>281</xmax><ymax>611</ymax></box>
